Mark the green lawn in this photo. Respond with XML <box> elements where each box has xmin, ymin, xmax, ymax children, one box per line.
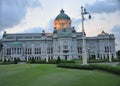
<box><xmin>0</xmin><ymin>64</ymin><xmax>120</xmax><ymax>86</ymax></box>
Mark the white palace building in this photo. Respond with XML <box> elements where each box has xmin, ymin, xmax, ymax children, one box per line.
<box><xmin>1</xmin><ymin>9</ymin><xmax>116</xmax><ymax>61</ymax></box>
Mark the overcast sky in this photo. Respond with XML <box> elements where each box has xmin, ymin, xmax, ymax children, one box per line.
<box><xmin>0</xmin><ymin>0</ymin><xmax>120</xmax><ymax>50</ymax></box>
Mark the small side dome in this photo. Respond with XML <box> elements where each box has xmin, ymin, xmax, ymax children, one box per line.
<box><xmin>55</xmin><ymin>9</ymin><xmax>70</xmax><ymax>20</ymax></box>
<box><xmin>13</xmin><ymin>41</ymin><xmax>21</xmax><ymax>45</ymax></box>
<box><xmin>12</xmin><ymin>39</ymin><xmax>22</xmax><ymax>47</ymax></box>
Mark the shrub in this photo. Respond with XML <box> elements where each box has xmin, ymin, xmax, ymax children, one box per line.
<box><xmin>56</xmin><ymin>56</ymin><xmax>61</xmax><ymax>64</ymax></box>
<box><xmin>8</xmin><ymin>59</ymin><xmax>11</xmax><ymax>62</ymax></box>
<box><xmin>14</xmin><ymin>58</ymin><xmax>18</xmax><ymax>64</ymax></box>
<box><xmin>117</xmin><ymin>63</ymin><xmax>120</xmax><ymax>66</ymax></box>
<box><xmin>30</xmin><ymin>57</ymin><xmax>36</xmax><ymax>63</ymax></box>
<box><xmin>48</xmin><ymin>60</ymin><xmax>57</xmax><ymax>64</ymax></box>
<box><xmin>17</xmin><ymin>58</ymin><xmax>21</xmax><ymax>62</ymax></box>
<box><xmin>28</xmin><ymin>59</ymin><xmax>46</xmax><ymax>64</ymax></box>
<box><xmin>37</xmin><ymin>60</ymin><xmax>46</xmax><ymax>64</ymax></box>
<box><xmin>0</xmin><ymin>62</ymin><xmax>14</xmax><ymax>65</ymax></box>
<box><xmin>91</xmin><ymin>64</ymin><xmax>120</xmax><ymax>75</ymax></box>
<box><xmin>4</xmin><ymin>58</ymin><xmax>6</xmax><ymax>62</ymax></box>
<box><xmin>57</xmin><ymin>63</ymin><xmax>94</xmax><ymax>70</ymax></box>
<box><xmin>112</xmin><ymin>58</ymin><xmax>120</xmax><ymax>62</ymax></box>
<box><xmin>90</xmin><ymin>55</ymin><xmax>96</xmax><ymax>60</ymax></box>
<box><xmin>60</xmin><ymin>60</ymin><xmax>75</xmax><ymax>63</ymax></box>
<box><xmin>48</xmin><ymin>57</ymin><xmax>51</xmax><ymax>61</ymax></box>
<box><xmin>27</xmin><ymin>59</ymin><xmax>75</xmax><ymax>64</ymax></box>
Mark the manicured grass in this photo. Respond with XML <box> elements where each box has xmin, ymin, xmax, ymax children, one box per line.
<box><xmin>0</xmin><ymin>64</ymin><xmax>120</xmax><ymax>86</ymax></box>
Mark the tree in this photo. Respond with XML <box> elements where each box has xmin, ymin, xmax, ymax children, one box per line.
<box><xmin>17</xmin><ymin>57</ymin><xmax>21</xmax><ymax>62</ymax></box>
<box><xmin>112</xmin><ymin>54</ymin><xmax>114</xmax><ymax>59</ymax></box>
<box><xmin>116</xmin><ymin>50</ymin><xmax>120</xmax><ymax>59</ymax></box>
<box><xmin>0</xmin><ymin>42</ymin><xmax>3</xmax><ymax>52</ymax></box>
<box><xmin>31</xmin><ymin>57</ymin><xmax>35</xmax><ymax>63</ymax></box>
<box><xmin>4</xmin><ymin>58</ymin><xmax>6</xmax><ymax>62</ymax></box>
<box><xmin>48</xmin><ymin>56</ymin><xmax>50</xmax><ymax>61</ymax></box>
<box><xmin>107</xmin><ymin>55</ymin><xmax>109</xmax><ymax>59</ymax></box>
<box><xmin>8</xmin><ymin>59</ymin><xmax>10</xmax><ymax>62</ymax></box>
<box><xmin>0</xmin><ymin>42</ymin><xmax>3</xmax><ymax>61</ymax></box>
<box><xmin>56</xmin><ymin>56</ymin><xmax>61</xmax><ymax>64</ymax></box>
<box><xmin>91</xmin><ymin>55</ymin><xmax>95</xmax><ymax>60</ymax></box>
<box><xmin>14</xmin><ymin>58</ymin><xmax>18</xmax><ymax>64</ymax></box>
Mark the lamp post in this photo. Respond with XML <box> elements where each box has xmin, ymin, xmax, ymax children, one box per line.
<box><xmin>81</xmin><ymin>6</ymin><xmax>91</xmax><ymax>65</ymax></box>
<box><xmin>88</xmin><ymin>47</ymin><xmax>90</xmax><ymax>65</ymax></box>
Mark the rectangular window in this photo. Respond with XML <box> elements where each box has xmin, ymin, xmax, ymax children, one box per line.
<box><xmin>25</xmin><ymin>48</ymin><xmax>32</xmax><ymax>55</ymax></box>
<box><xmin>77</xmin><ymin>47</ymin><xmax>82</xmax><ymax>53</ymax></box>
<box><xmin>34</xmin><ymin>48</ymin><xmax>41</xmax><ymax>54</ymax></box>
<box><xmin>7</xmin><ymin>48</ymin><xmax>11</xmax><ymax>55</ymax></box>
<box><xmin>105</xmin><ymin>46</ymin><xmax>110</xmax><ymax>53</ymax></box>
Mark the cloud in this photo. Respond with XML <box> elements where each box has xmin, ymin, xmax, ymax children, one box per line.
<box><xmin>44</xmin><ymin>18</ymin><xmax>54</xmax><ymax>33</ymax></box>
<box><xmin>22</xmin><ymin>18</ymin><xmax>54</xmax><ymax>33</ymax></box>
<box><xmin>111</xmin><ymin>25</ymin><xmax>120</xmax><ymax>33</ymax></box>
<box><xmin>71</xmin><ymin>18</ymin><xmax>81</xmax><ymax>31</ymax></box>
<box><xmin>85</xmin><ymin>0</ymin><xmax>120</xmax><ymax>14</ymax></box>
<box><xmin>111</xmin><ymin>25</ymin><xmax>120</xmax><ymax>39</ymax></box>
<box><xmin>23</xmin><ymin>27</ymin><xmax>43</xmax><ymax>33</ymax></box>
<box><xmin>111</xmin><ymin>25</ymin><xmax>120</xmax><ymax>50</ymax></box>
<box><xmin>0</xmin><ymin>0</ymin><xmax>42</xmax><ymax>31</ymax></box>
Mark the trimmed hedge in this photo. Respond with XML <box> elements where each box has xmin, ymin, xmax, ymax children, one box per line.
<box><xmin>117</xmin><ymin>63</ymin><xmax>120</xmax><ymax>66</ymax></box>
<box><xmin>0</xmin><ymin>62</ymin><xmax>14</xmax><ymax>65</ymax></box>
<box><xmin>112</xmin><ymin>58</ymin><xmax>120</xmax><ymax>62</ymax></box>
<box><xmin>28</xmin><ymin>59</ymin><xmax>46</xmax><ymax>64</ymax></box>
<box><xmin>14</xmin><ymin>58</ymin><xmax>18</xmax><ymax>64</ymax></box>
<box><xmin>28</xmin><ymin>59</ymin><xmax>75</xmax><ymax>64</ymax></box>
<box><xmin>57</xmin><ymin>63</ymin><xmax>120</xmax><ymax>75</ymax></box>
<box><xmin>56</xmin><ymin>56</ymin><xmax>61</xmax><ymax>64</ymax></box>
<box><xmin>88</xmin><ymin>58</ymin><xmax>120</xmax><ymax>63</ymax></box>
<box><xmin>57</xmin><ymin>63</ymin><xmax>94</xmax><ymax>70</ymax></box>
<box><xmin>91</xmin><ymin>64</ymin><xmax>120</xmax><ymax>75</ymax></box>
<box><xmin>60</xmin><ymin>60</ymin><xmax>75</xmax><ymax>63</ymax></box>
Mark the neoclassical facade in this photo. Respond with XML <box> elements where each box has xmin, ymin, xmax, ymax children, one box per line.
<box><xmin>1</xmin><ymin>9</ymin><xmax>116</xmax><ymax>61</ymax></box>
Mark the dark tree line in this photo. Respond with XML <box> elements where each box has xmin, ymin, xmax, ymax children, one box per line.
<box><xmin>116</xmin><ymin>50</ymin><xmax>120</xmax><ymax>59</ymax></box>
<box><xmin>0</xmin><ymin>42</ymin><xmax>3</xmax><ymax>52</ymax></box>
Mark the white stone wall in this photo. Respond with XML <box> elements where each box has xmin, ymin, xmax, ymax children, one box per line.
<box><xmin>1</xmin><ymin>30</ymin><xmax>116</xmax><ymax>61</ymax></box>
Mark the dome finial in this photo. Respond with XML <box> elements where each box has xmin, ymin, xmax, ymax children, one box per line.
<box><xmin>60</xmin><ymin>9</ymin><xmax>64</xmax><ymax>13</ymax></box>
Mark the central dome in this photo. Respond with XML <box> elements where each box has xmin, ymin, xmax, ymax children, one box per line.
<box><xmin>54</xmin><ymin>9</ymin><xmax>72</xmax><ymax>30</ymax></box>
<box><xmin>55</xmin><ymin>9</ymin><xmax>70</xmax><ymax>20</ymax></box>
